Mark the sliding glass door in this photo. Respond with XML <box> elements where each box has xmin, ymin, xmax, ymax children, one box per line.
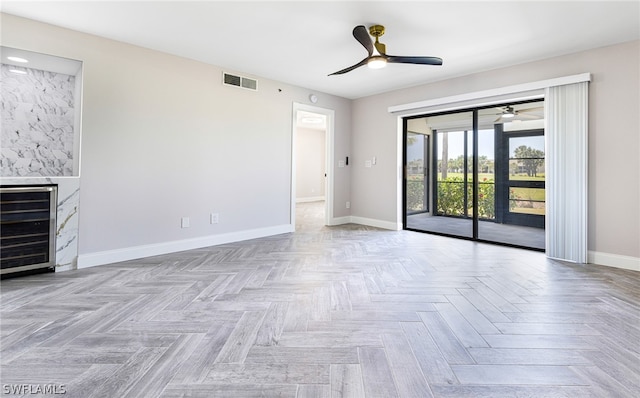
<box><xmin>405</xmin><ymin>111</ymin><xmax>474</xmax><ymax>238</ymax></box>
<box><xmin>403</xmin><ymin>100</ymin><xmax>545</xmax><ymax>250</ymax></box>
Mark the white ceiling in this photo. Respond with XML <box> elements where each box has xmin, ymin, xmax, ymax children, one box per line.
<box><xmin>2</xmin><ymin>1</ymin><xmax>638</xmax><ymax>99</ymax></box>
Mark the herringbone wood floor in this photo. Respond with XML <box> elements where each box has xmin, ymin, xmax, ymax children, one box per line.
<box><xmin>1</xmin><ymin>201</ymin><xmax>639</xmax><ymax>397</ymax></box>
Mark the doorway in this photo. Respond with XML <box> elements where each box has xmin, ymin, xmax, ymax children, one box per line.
<box><xmin>292</xmin><ymin>103</ymin><xmax>334</xmax><ymax>230</ymax></box>
<box><xmin>495</xmin><ymin>127</ymin><xmax>546</xmax><ymax>229</ymax></box>
<box><xmin>403</xmin><ymin>100</ymin><xmax>545</xmax><ymax>250</ymax></box>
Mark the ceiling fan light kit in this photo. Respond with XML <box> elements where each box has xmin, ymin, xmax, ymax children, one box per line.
<box><xmin>367</xmin><ymin>56</ymin><xmax>387</xmax><ymax>69</ymax></box>
<box><xmin>329</xmin><ymin>24</ymin><xmax>442</xmax><ymax>76</ymax></box>
<box><xmin>502</xmin><ymin>106</ymin><xmax>515</xmax><ymax>118</ymax></box>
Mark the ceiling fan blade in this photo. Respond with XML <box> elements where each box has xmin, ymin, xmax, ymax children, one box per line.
<box><xmin>328</xmin><ymin>58</ymin><xmax>369</xmax><ymax>76</ymax></box>
<box><xmin>518</xmin><ymin>106</ymin><xmax>543</xmax><ymax>113</ymax></box>
<box><xmin>517</xmin><ymin>113</ymin><xmax>539</xmax><ymax>120</ymax></box>
<box><xmin>352</xmin><ymin>25</ymin><xmax>373</xmax><ymax>56</ymax></box>
<box><xmin>387</xmin><ymin>56</ymin><xmax>443</xmax><ymax>65</ymax></box>
<box><xmin>374</xmin><ymin>41</ymin><xmax>386</xmax><ymax>55</ymax></box>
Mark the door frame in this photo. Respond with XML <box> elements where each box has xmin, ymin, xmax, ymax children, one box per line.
<box><xmin>401</xmin><ymin>99</ymin><xmax>545</xmax><ymax>247</ymax></box>
<box><xmin>496</xmin><ymin>127</ymin><xmax>546</xmax><ymax>228</ymax></box>
<box><xmin>291</xmin><ymin>102</ymin><xmax>335</xmax><ymax>230</ymax></box>
<box><xmin>403</xmin><ymin>129</ymin><xmax>431</xmax><ymax>219</ymax></box>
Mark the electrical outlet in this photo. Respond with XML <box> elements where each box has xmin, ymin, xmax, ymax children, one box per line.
<box><xmin>181</xmin><ymin>217</ymin><xmax>190</xmax><ymax>228</ymax></box>
<box><xmin>346</xmin><ymin>201</ymin><xmax>350</xmax><ymax>209</ymax></box>
<box><xmin>210</xmin><ymin>213</ymin><xmax>219</xmax><ymax>224</ymax></box>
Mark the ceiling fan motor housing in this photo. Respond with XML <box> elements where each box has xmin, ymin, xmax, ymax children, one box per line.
<box><xmin>369</xmin><ymin>25</ymin><xmax>387</xmax><ymax>54</ymax></box>
<box><xmin>369</xmin><ymin>25</ymin><xmax>385</xmax><ymax>38</ymax></box>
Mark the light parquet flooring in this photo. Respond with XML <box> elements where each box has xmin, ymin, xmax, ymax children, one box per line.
<box><xmin>1</xmin><ymin>201</ymin><xmax>639</xmax><ymax>397</ymax></box>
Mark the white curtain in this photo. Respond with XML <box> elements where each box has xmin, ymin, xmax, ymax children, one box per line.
<box><xmin>545</xmin><ymin>82</ymin><xmax>589</xmax><ymax>263</ymax></box>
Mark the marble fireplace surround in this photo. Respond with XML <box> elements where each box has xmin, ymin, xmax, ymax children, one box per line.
<box><xmin>1</xmin><ymin>47</ymin><xmax>83</xmax><ymax>271</ymax></box>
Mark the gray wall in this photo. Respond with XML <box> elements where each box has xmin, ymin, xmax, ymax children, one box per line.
<box><xmin>1</xmin><ymin>13</ymin><xmax>352</xmax><ymax>259</ymax></box>
<box><xmin>296</xmin><ymin>127</ymin><xmax>326</xmax><ymax>201</ymax></box>
<box><xmin>351</xmin><ymin>40</ymin><xmax>640</xmax><ymax>261</ymax></box>
<box><xmin>2</xmin><ymin>13</ymin><xmax>638</xmax><ymax>268</ymax></box>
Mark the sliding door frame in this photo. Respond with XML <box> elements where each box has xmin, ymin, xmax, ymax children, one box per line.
<box><xmin>402</xmin><ymin>128</ymin><xmax>431</xmax><ymax>219</ymax></box>
<box><xmin>402</xmin><ymin>99</ymin><xmax>545</xmax><ymax>251</ymax></box>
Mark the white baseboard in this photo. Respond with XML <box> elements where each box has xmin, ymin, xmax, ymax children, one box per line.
<box><xmin>296</xmin><ymin>196</ymin><xmax>325</xmax><ymax>203</ymax></box>
<box><xmin>326</xmin><ymin>215</ymin><xmax>399</xmax><ymax>230</ymax></box>
<box><xmin>328</xmin><ymin>216</ymin><xmax>352</xmax><ymax>226</ymax></box>
<box><xmin>588</xmin><ymin>251</ymin><xmax>640</xmax><ymax>272</ymax></box>
<box><xmin>349</xmin><ymin>216</ymin><xmax>401</xmax><ymax>231</ymax></box>
<box><xmin>77</xmin><ymin>224</ymin><xmax>294</xmax><ymax>269</ymax></box>
<box><xmin>78</xmin><ymin>222</ymin><xmax>638</xmax><ymax>274</ymax></box>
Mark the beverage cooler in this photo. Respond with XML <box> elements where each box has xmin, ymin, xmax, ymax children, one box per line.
<box><xmin>1</xmin><ymin>185</ymin><xmax>57</xmax><ymax>276</ymax></box>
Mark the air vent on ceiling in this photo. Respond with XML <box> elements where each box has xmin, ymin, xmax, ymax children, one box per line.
<box><xmin>223</xmin><ymin>72</ymin><xmax>258</xmax><ymax>91</ymax></box>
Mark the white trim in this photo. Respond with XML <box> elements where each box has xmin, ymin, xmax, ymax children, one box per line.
<box><xmin>77</xmin><ymin>224</ymin><xmax>293</xmax><ymax>269</ymax></box>
<box><xmin>296</xmin><ymin>196</ymin><xmax>325</xmax><ymax>203</ymax></box>
<box><xmin>328</xmin><ymin>216</ymin><xmax>352</xmax><ymax>226</ymax></box>
<box><xmin>396</xmin><ymin>116</ymin><xmax>404</xmax><ymax>229</ymax></box>
<box><xmin>389</xmin><ymin>73</ymin><xmax>591</xmax><ymax>114</ymax></box>
<box><xmin>588</xmin><ymin>251</ymin><xmax>640</xmax><ymax>272</ymax></box>
<box><xmin>350</xmin><ymin>216</ymin><xmax>401</xmax><ymax>231</ymax></box>
<box><xmin>74</xmin><ymin>64</ymin><xmax>83</xmax><ymax>177</ymax></box>
<box><xmin>326</xmin><ymin>216</ymin><xmax>399</xmax><ymax>230</ymax></box>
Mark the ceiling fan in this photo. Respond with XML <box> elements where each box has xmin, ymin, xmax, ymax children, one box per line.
<box><xmin>329</xmin><ymin>25</ymin><xmax>443</xmax><ymax>76</ymax></box>
<box><xmin>493</xmin><ymin>105</ymin><xmax>542</xmax><ymax>122</ymax></box>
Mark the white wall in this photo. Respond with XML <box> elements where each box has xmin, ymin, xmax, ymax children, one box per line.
<box><xmin>296</xmin><ymin>127</ymin><xmax>325</xmax><ymax>201</ymax></box>
<box><xmin>1</xmin><ymin>13</ymin><xmax>352</xmax><ymax>265</ymax></box>
<box><xmin>351</xmin><ymin>40</ymin><xmax>640</xmax><ymax>266</ymax></box>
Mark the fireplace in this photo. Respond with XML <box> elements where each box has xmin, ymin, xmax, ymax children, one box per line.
<box><xmin>0</xmin><ymin>185</ymin><xmax>57</xmax><ymax>277</ymax></box>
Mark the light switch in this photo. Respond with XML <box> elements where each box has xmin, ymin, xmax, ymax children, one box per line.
<box><xmin>365</xmin><ymin>160</ymin><xmax>372</xmax><ymax>168</ymax></box>
<box><xmin>338</xmin><ymin>160</ymin><xmax>345</xmax><ymax>168</ymax></box>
